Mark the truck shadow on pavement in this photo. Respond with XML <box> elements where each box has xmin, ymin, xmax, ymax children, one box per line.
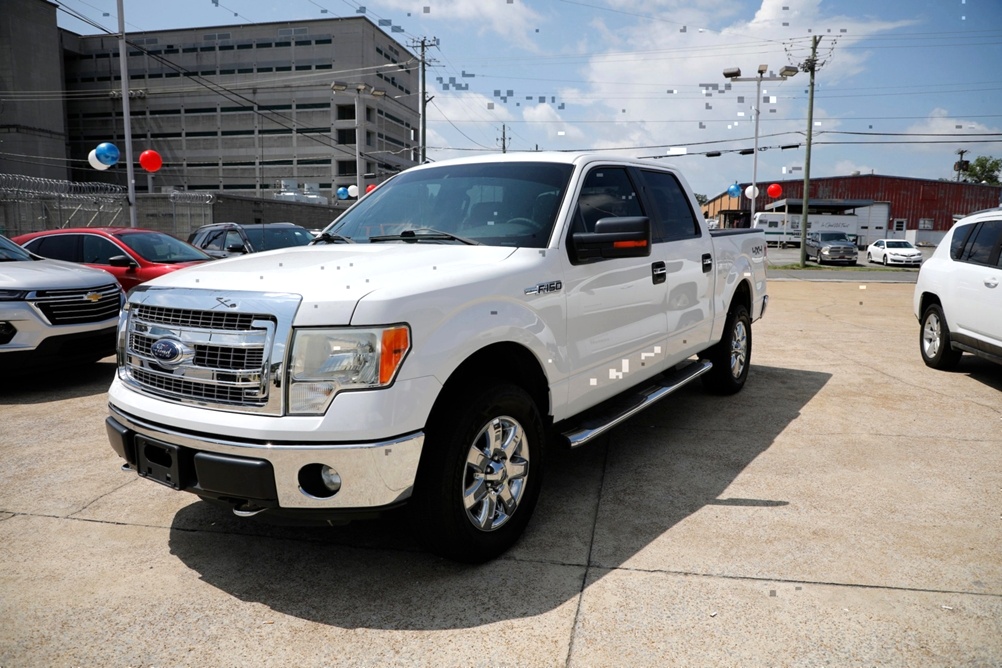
<box><xmin>0</xmin><ymin>358</ymin><xmax>115</xmax><ymax>405</ymax></box>
<box><xmin>167</xmin><ymin>363</ymin><xmax>830</xmax><ymax>630</ymax></box>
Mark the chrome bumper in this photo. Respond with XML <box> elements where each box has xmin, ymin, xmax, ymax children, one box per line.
<box><xmin>107</xmin><ymin>404</ymin><xmax>424</xmax><ymax>510</ymax></box>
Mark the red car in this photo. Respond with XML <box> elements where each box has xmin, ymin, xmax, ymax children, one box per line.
<box><xmin>12</xmin><ymin>227</ymin><xmax>212</xmax><ymax>292</ymax></box>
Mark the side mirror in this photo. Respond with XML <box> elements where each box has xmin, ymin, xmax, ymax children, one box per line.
<box><xmin>108</xmin><ymin>254</ymin><xmax>138</xmax><ymax>269</ymax></box>
<box><xmin>225</xmin><ymin>244</ymin><xmax>248</xmax><ymax>254</ymax></box>
<box><xmin>571</xmin><ymin>216</ymin><xmax>651</xmax><ymax>263</ymax></box>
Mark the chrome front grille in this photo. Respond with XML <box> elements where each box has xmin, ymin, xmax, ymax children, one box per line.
<box><xmin>31</xmin><ymin>283</ymin><xmax>122</xmax><ymax>325</ymax></box>
<box><xmin>119</xmin><ymin>287</ymin><xmax>302</xmax><ymax>415</ymax></box>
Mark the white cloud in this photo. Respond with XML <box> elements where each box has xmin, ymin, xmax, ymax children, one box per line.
<box><xmin>374</xmin><ymin>0</ymin><xmax>544</xmax><ymax>49</ymax></box>
<box><xmin>522</xmin><ymin>104</ymin><xmax>585</xmax><ymax>141</ymax></box>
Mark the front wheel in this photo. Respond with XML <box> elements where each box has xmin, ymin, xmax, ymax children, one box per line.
<box><xmin>408</xmin><ymin>382</ymin><xmax>545</xmax><ymax>563</ymax></box>
<box><xmin>701</xmin><ymin>304</ymin><xmax>751</xmax><ymax>395</ymax></box>
<box><xmin>920</xmin><ymin>304</ymin><xmax>962</xmax><ymax>370</ymax></box>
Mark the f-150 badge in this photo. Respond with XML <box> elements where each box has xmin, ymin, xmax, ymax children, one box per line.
<box><xmin>524</xmin><ymin>281</ymin><xmax>562</xmax><ymax>295</ymax></box>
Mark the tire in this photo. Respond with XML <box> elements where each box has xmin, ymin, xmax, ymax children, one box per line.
<box><xmin>408</xmin><ymin>382</ymin><xmax>545</xmax><ymax>563</ymax></box>
<box><xmin>882</xmin><ymin>255</ymin><xmax>888</xmax><ymax>266</ymax></box>
<box><xmin>814</xmin><ymin>249</ymin><xmax>823</xmax><ymax>264</ymax></box>
<box><xmin>920</xmin><ymin>304</ymin><xmax>962</xmax><ymax>370</ymax></box>
<box><xmin>701</xmin><ymin>304</ymin><xmax>751</xmax><ymax>395</ymax></box>
<box><xmin>866</xmin><ymin>252</ymin><xmax>872</xmax><ymax>263</ymax></box>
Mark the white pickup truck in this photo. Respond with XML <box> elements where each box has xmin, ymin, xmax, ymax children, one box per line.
<box><xmin>106</xmin><ymin>152</ymin><xmax>768</xmax><ymax>562</ymax></box>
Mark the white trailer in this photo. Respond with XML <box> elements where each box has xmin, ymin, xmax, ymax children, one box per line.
<box><xmin>753</xmin><ymin>211</ymin><xmax>860</xmax><ymax>248</ymax></box>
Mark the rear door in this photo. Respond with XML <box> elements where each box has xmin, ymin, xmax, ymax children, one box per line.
<box><xmin>951</xmin><ymin>219</ymin><xmax>1002</xmax><ymax>350</ymax></box>
<box><xmin>636</xmin><ymin>168</ymin><xmax>714</xmax><ymax>360</ymax></box>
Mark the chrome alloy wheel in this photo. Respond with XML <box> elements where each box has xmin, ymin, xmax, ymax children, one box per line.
<box><xmin>922</xmin><ymin>311</ymin><xmax>943</xmax><ymax>358</ymax></box>
<box><xmin>463</xmin><ymin>416</ymin><xmax>530</xmax><ymax>532</ymax></box>
<box><xmin>729</xmin><ymin>319</ymin><xmax>749</xmax><ymax>380</ymax></box>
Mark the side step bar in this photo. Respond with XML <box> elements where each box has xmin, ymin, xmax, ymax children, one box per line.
<box><xmin>558</xmin><ymin>359</ymin><xmax>712</xmax><ymax>448</ymax></box>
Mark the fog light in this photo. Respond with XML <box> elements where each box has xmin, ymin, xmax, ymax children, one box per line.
<box><xmin>298</xmin><ymin>463</ymin><xmax>342</xmax><ymax>499</ymax></box>
<box><xmin>321</xmin><ymin>465</ymin><xmax>342</xmax><ymax>493</ymax></box>
<box><xmin>0</xmin><ymin>321</ymin><xmax>16</xmax><ymax>345</ymax></box>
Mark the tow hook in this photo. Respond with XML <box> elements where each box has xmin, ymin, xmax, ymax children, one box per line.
<box><xmin>232</xmin><ymin>502</ymin><xmax>267</xmax><ymax>518</ymax></box>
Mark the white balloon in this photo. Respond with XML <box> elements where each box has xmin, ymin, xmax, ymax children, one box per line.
<box><xmin>347</xmin><ymin>184</ymin><xmax>359</xmax><ymax>198</ymax></box>
<box><xmin>88</xmin><ymin>149</ymin><xmax>111</xmax><ymax>171</ymax></box>
<box><xmin>744</xmin><ymin>185</ymin><xmax>759</xmax><ymax>199</ymax></box>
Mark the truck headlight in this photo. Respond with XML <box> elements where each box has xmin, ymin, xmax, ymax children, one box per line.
<box><xmin>287</xmin><ymin>325</ymin><xmax>410</xmax><ymax>414</ymax></box>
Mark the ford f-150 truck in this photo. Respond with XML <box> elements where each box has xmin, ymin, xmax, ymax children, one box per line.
<box><xmin>105</xmin><ymin>152</ymin><xmax>768</xmax><ymax>562</ymax></box>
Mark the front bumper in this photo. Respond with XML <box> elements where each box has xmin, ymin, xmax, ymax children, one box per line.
<box><xmin>107</xmin><ymin>404</ymin><xmax>424</xmax><ymax>516</ymax></box>
<box><xmin>820</xmin><ymin>250</ymin><xmax>858</xmax><ymax>263</ymax></box>
<box><xmin>885</xmin><ymin>256</ymin><xmax>922</xmax><ymax>266</ymax></box>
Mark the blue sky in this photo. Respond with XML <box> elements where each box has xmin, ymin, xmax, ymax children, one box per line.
<box><xmin>56</xmin><ymin>0</ymin><xmax>1002</xmax><ymax>198</ymax></box>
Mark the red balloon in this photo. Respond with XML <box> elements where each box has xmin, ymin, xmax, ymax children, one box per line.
<box><xmin>767</xmin><ymin>183</ymin><xmax>782</xmax><ymax>198</ymax></box>
<box><xmin>139</xmin><ymin>149</ymin><xmax>163</xmax><ymax>172</ymax></box>
<box><xmin>365</xmin><ymin>184</ymin><xmax>376</xmax><ymax>193</ymax></box>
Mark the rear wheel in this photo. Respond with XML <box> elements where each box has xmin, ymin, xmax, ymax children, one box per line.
<box><xmin>701</xmin><ymin>304</ymin><xmax>751</xmax><ymax>395</ymax></box>
<box><xmin>408</xmin><ymin>382</ymin><xmax>545</xmax><ymax>563</ymax></box>
<box><xmin>920</xmin><ymin>303</ymin><xmax>962</xmax><ymax>370</ymax></box>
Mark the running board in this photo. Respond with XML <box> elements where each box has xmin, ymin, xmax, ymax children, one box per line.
<box><xmin>559</xmin><ymin>359</ymin><xmax>712</xmax><ymax>448</ymax></box>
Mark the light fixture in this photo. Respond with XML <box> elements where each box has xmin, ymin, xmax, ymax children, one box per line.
<box><xmin>779</xmin><ymin>65</ymin><xmax>799</xmax><ymax>77</ymax></box>
<box><xmin>722</xmin><ymin>67</ymin><xmax>741</xmax><ymax>79</ymax></box>
<box><xmin>330</xmin><ymin>82</ymin><xmax>348</xmax><ymax>91</ymax></box>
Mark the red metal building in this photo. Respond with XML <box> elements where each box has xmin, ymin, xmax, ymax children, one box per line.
<box><xmin>703</xmin><ymin>174</ymin><xmax>1001</xmax><ymax>234</ymax></box>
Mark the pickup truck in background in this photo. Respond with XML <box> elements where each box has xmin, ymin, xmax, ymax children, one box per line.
<box><xmin>105</xmin><ymin>152</ymin><xmax>768</xmax><ymax>562</ymax></box>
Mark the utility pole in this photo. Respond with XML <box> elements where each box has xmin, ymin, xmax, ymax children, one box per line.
<box><xmin>411</xmin><ymin>37</ymin><xmax>438</xmax><ymax>163</ymax></box>
<box><xmin>499</xmin><ymin>124</ymin><xmax>509</xmax><ymax>153</ymax></box>
<box><xmin>955</xmin><ymin>148</ymin><xmax>969</xmax><ymax>182</ymax></box>
<box><xmin>798</xmin><ymin>35</ymin><xmax>820</xmax><ymax>267</ymax></box>
<box><xmin>116</xmin><ymin>0</ymin><xmax>137</xmax><ymax>227</ymax></box>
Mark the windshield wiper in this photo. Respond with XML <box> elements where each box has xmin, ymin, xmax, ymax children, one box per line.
<box><xmin>368</xmin><ymin>228</ymin><xmax>481</xmax><ymax>246</ymax></box>
<box><xmin>311</xmin><ymin>232</ymin><xmax>355</xmax><ymax>244</ymax></box>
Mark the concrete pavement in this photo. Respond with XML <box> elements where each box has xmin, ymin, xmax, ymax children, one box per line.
<box><xmin>2</xmin><ymin>281</ymin><xmax>1000</xmax><ymax>666</ymax></box>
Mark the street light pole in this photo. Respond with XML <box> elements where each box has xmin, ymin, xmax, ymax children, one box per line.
<box><xmin>723</xmin><ymin>64</ymin><xmax>798</xmax><ymax>225</ymax></box>
<box><xmin>332</xmin><ymin>81</ymin><xmax>385</xmax><ymax>198</ymax></box>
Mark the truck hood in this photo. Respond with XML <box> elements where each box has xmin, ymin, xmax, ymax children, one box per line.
<box><xmin>139</xmin><ymin>244</ymin><xmax>519</xmax><ymax>323</ymax></box>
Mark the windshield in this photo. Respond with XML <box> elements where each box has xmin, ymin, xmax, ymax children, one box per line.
<box><xmin>245</xmin><ymin>226</ymin><xmax>315</xmax><ymax>251</ymax></box>
<box><xmin>818</xmin><ymin>232</ymin><xmax>851</xmax><ymax>242</ymax></box>
<box><xmin>325</xmin><ymin>161</ymin><xmax>575</xmax><ymax>248</ymax></box>
<box><xmin>885</xmin><ymin>240</ymin><xmax>914</xmax><ymax>249</ymax></box>
<box><xmin>0</xmin><ymin>235</ymin><xmax>33</xmax><ymax>261</ymax></box>
<box><xmin>115</xmin><ymin>231</ymin><xmax>212</xmax><ymax>263</ymax></box>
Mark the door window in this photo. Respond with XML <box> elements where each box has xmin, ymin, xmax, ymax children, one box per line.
<box><xmin>31</xmin><ymin>235</ymin><xmax>79</xmax><ymax>261</ymax></box>
<box><xmin>574</xmin><ymin>167</ymin><xmax>643</xmax><ymax>234</ymax></box>
<box><xmin>638</xmin><ymin>169</ymin><xmax>701</xmax><ymax>241</ymax></box>
<box><xmin>82</xmin><ymin>235</ymin><xmax>123</xmax><ymax>264</ymax></box>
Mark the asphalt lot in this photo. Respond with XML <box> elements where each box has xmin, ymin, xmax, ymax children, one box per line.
<box><xmin>2</xmin><ymin>279</ymin><xmax>1001</xmax><ymax>666</ymax></box>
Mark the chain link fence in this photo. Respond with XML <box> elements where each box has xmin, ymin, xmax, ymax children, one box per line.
<box><xmin>1</xmin><ymin>173</ymin><xmax>343</xmax><ymax>241</ymax></box>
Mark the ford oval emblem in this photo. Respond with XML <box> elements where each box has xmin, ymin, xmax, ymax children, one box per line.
<box><xmin>150</xmin><ymin>338</ymin><xmax>185</xmax><ymax>365</ymax></box>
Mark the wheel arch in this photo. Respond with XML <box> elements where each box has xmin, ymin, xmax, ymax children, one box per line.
<box><xmin>430</xmin><ymin>342</ymin><xmax>551</xmax><ymax>426</ymax></box>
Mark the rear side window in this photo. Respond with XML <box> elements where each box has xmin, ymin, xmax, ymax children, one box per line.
<box><xmin>952</xmin><ymin>220</ymin><xmax>1002</xmax><ymax>266</ymax></box>
<box><xmin>30</xmin><ymin>235</ymin><xmax>79</xmax><ymax>261</ymax></box>
<box><xmin>639</xmin><ymin>169</ymin><xmax>701</xmax><ymax>241</ymax></box>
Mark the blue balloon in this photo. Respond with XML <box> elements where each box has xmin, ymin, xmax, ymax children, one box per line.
<box><xmin>336</xmin><ymin>187</ymin><xmax>349</xmax><ymax>200</ymax></box>
<box><xmin>727</xmin><ymin>183</ymin><xmax>741</xmax><ymax>198</ymax></box>
<box><xmin>95</xmin><ymin>142</ymin><xmax>120</xmax><ymax>166</ymax></box>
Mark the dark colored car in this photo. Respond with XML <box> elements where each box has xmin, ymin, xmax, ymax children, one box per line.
<box><xmin>12</xmin><ymin>227</ymin><xmax>211</xmax><ymax>292</ymax></box>
<box><xmin>187</xmin><ymin>222</ymin><xmax>314</xmax><ymax>258</ymax></box>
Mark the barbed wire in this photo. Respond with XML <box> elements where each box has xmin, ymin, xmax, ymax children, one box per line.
<box><xmin>0</xmin><ymin>173</ymin><xmax>127</xmax><ymax>200</ymax></box>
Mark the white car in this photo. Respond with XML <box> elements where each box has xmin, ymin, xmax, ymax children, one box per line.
<box><xmin>867</xmin><ymin>239</ymin><xmax>923</xmax><ymax>266</ymax></box>
<box><xmin>0</xmin><ymin>235</ymin><xmax>123</xmax><ymax>374</ymax></box>
<box><xmin>913</xmin><ymin>208</ymin><xmax>1002</xmax><ymax>369</ymax></box>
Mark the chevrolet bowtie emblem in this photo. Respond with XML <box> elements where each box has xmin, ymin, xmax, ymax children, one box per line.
<box><xmin>84</xmin><ymin>292</ymin><xmax>102</xmax><ymax>302</ymax></box>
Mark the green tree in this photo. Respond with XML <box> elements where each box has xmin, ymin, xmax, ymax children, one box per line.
<box><xmin>693</xmin><ymin>192</ymin><xmax>708</xmax><ymax>205</ymax></box>
<box><xmin>965</xmin><ymin>155</ymin><xmax>1001</xmax><ymax>185</ymax></box>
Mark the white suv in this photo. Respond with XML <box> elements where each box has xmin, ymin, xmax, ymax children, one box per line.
<box><xmin>0</xmin><ymin>235</ymin><xmax>123</xmax><ymax>374</ymax></box>
<box><xmin>914</xmin><ymin>208</ymin><xmax>1002</xmax><ymax>369</ymax></box>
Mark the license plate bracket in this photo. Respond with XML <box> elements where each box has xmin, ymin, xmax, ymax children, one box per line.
<box><xmin>135</xmin><ymin>436</ymin><xmax>183</xmax><ymax>489</ymax></box>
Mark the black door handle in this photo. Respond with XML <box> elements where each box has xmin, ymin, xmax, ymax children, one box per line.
<box><xmin>652</xmin><ymin>261</ymin><xmax>667</xmax><ymax>284</ymax></box>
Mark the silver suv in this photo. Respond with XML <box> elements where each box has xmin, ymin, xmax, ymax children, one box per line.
<box><xmin>0</xmin><ymin>235</ymin><xmax>123</xmax><ymax>374</ymax></box>
<box><xmin>914</xmin><ymin>208</ymin><xmax>1002</xmax><ymax>369</ymax></box>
